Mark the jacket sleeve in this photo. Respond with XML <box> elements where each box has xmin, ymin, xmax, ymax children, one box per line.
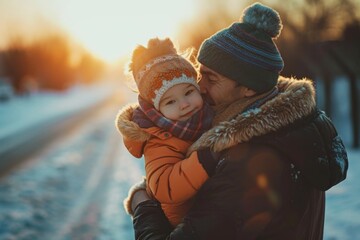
<box><xmin>133</xmin><ymin>200</ymin><xmax>234</xmax><ymax>240</ymax></box>
<box><xmin>144</xmin><ymin>138</ymin><xmax>209</xmax><ymax>203</ymax></box>
<box><xmin>133</xmin><ymin>200</ymin><xmax>174</xmax><ymax>240</ymax></box>
<box><xmin>260</xmin><ymin>109</ymin><xmax>349</xmax><ymax>191</ymax></box>
<box><xmin>123</xmin><ymin>136</ymin><xmax>146</xmax><ymax>158</ymax></box>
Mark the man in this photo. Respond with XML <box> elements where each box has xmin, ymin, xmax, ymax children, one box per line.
<box><xmin>127</xmin><ymin>2</ymin><xmax>348</xmax><ymax>239</ymax></box>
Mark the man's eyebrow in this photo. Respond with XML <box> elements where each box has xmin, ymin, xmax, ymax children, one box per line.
<box><xmin>200</xmin><ymin>68</ymin><xmax>216</xmax><ymax>76</ymax></box>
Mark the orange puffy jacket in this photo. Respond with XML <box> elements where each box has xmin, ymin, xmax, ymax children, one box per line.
<box><xmin>116</xmin><ymin>104</ymin><xmax>209</xmax><ymax>226</ymax></box>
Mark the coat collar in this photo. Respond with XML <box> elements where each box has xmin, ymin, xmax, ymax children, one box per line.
<box><xmin>187</xmin><ymin>76</ymin><xmax>316</xmax><ymax>154</ymax></box>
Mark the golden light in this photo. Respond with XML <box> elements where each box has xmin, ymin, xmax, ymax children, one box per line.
<box><xmin>257</xmin><ymin>174</ymin><xmax>268</xmax><ymax>189</ymax></box>
<box><xmin>0</xmin><ymin>0</ymin><xmax>197</xmax><ymax>63</ymax></box>
<box><xmin>49</xmin><ymin>0</ymin><xmax>197</xmax><ymax>63</ymax></box>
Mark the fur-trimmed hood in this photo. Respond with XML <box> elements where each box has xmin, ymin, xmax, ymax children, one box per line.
<box><xmin>115</xmin><ymin>76</ymin><xmax>316</xmax><ymax>152</ymax></box>
<box><xmin>187</xmin><ymin>76</ymin><xmax>316</xmax><ymax>154</ymax></box>
<box><xmin>116</xmin><ymin>103</ymin><xmax>151</xmax><ymax>142</ymax></box>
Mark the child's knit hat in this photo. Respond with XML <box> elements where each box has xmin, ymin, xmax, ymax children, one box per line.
<box><xmin>197</xmin><ymin>2</ymin><xmax>284</xmax><ymax>93</ymax></box>
<box><xmin>129</xmin><ymin>38</ymin><xmax>199</xmax><ymax>110</ymax></box>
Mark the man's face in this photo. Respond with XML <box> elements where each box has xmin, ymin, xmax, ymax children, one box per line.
<box><xmin>198</xmin><ymin>65</ymin><xmax>248</xmax><ymax>106</ymax></box>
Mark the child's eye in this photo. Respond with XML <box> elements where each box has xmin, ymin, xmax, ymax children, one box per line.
<box><xmin>166</xmin><ymin>100</ymin><xmax>175</xmax><ymax>105</ymax></box>
<box><xmin>185</xmin><ymin>89</ymin><xmax>194</xmax><ymax>96</ymax></box>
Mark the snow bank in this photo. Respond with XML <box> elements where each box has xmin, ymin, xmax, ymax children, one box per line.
<box><xmin>0</xmin><ymin>83</ymin><xmax>115</xmax><ymax>154</ymax></box>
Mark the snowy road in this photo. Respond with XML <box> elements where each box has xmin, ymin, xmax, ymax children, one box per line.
<box><xmin>0</xmin><ymin>96</ymin><xmax>144</xmax><ymax>240</ymax></box>
<box><xmin>0</xmin><ymin>99</ymin><xmax>109</xmax><ymax>177</ymax></box>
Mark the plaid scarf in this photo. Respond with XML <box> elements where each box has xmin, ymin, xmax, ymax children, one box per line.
<box><xmin>133</xmin><ymin>96</ymin><xmax>214</xmax><ymax>141</ymax></box>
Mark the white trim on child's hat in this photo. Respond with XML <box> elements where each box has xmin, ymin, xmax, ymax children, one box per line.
<box><xmin>152</xmin><ymin>74</ymin><xmax>199</xmax><ymax>110</ymax></box>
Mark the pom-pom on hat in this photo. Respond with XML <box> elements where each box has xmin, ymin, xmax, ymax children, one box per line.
<box><xmin>197</xmin><ymin>2</ymin><xmax>284</xmax><ymax>93</ymax></box>
<box><xmin>129</xmin><ymin>38</ymin><xmax>199</xmax><ymax>110</ymax></box>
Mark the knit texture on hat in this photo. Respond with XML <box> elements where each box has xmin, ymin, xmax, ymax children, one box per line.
<box><xmin>129</xmin><ymin>38</ymin><xmax>199</xmax><ymax>110</ymax></box>
<box><xmin>198</xmin><ymin>2</ymin><xmax>284</xmax><ymax>93</ymax></box>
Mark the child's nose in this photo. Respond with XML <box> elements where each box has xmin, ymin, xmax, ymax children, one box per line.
<box><xmin>180</xmin><ymin>99</ymin><xmax>190</xmax><ymax>109</ymax></box>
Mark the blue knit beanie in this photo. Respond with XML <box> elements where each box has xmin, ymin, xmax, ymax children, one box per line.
<box><xmin>197</xmin><ymin>2</ymin><xmax>284</xmax><ymax>93</ymax></box>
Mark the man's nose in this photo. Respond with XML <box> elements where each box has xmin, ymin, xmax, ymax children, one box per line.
<box><xmin>198</xmin><ymin>79</ymin><xmax>207</xmax><ymax>94</ymax></box>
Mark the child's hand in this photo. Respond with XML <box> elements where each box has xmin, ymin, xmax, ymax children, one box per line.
<box><xmin>123</xmin><ymin>177</ymin><xmax>147</xmax><ymax>216</ymax></box>
<box><xmin>132</xmin><ymin>190</ymin><xmax>152</xmax><ymax>213</ymax></box>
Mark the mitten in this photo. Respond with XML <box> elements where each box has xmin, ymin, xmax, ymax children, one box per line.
<box><xmin>123</xmin><ymin>177</ymin><xmax>147</xmax><ymax>216</ymax></box>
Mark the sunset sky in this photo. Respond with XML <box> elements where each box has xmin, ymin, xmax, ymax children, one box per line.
<box><xmin>0</xmin><ymin>0</ymin><xmax>200</xmax><ymax>63</ymax></box>
<box><xmin>2</xmin><ymin>0</ymin><xmax>356</xmax><ymax>64</ymax></box>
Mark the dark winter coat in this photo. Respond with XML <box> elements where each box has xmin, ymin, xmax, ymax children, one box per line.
<box><xmin>132</xmin><ymin>77</ymin><xmax>348</xmax><ymax>240</ymax></box>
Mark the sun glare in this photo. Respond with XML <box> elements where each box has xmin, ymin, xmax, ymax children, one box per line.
<box><xmin>0</xmin><ymin>0</ymin><xmax>197</xmax><ymax>63</ymax></box>
<box><xmin>48</xmin><ymin>0</ymin><xmax>197</xmax><ymax>63</ymax></box>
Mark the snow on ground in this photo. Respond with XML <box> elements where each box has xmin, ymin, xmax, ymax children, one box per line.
<box><xmin>0</xmin><ymin>104</ymin><xmax>117</xmax><ymax>239</ymax></box>
<box><xmin>0</xmin><ymin>82</ymin><xmax>114</xmax><ymax>142</ymax></box>
<box><xmin>324</xmin><ymin>148</ymin><xmax>360</xmax><ymax>240</ymax></box>
<box><xmin>0</xmin><ymin>80</ymin><xmax>142</xmax><ymax>239</ymax></box>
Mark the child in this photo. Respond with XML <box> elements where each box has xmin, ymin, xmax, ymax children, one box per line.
<box><xmin>116</xmin><ymin>38</ymin><xmax>217</xmax><ymax>226</ymax></box>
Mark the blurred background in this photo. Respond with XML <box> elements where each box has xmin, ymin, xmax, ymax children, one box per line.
<box><xmin>0</xmin><ymin>0</ymin><xmax>359</xmax><ymax>239</ymax></box>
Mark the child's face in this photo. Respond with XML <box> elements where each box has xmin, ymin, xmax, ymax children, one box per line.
<box><xmin>159</xmin><ymin>83</ymin><xmax>203</xmax><ymax>121</ymax></box>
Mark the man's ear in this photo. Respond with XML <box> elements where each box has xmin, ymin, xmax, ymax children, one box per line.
<box><xmin>244</xmin><ymin>87</ymin><xmax>257</xmax><ymax>97</ymax></box>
